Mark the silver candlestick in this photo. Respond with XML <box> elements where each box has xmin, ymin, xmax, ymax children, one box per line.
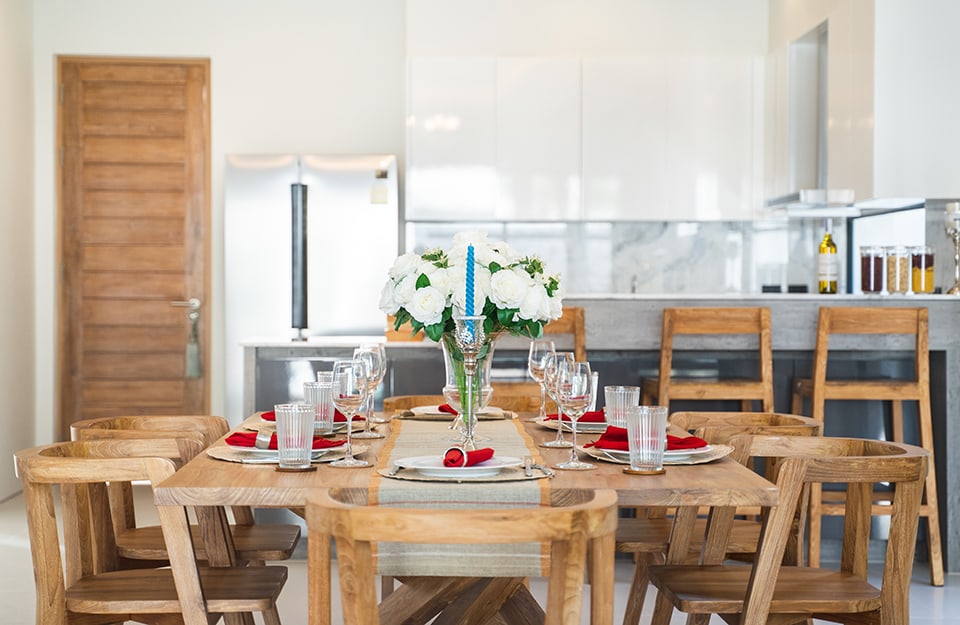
<box><xmin>452</xmin><ymin>315</ymin><xmax>486</xmax><ymax>451</ymax></box>
<box><xmin>945</xmin><ymin>202</ymin><xmax>960</xmax><ymax>295</ymax></box>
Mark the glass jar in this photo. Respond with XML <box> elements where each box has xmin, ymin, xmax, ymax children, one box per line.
<box><xmin>910</xmin><ymin>245</ymin><xmax>935</xmax><ymax>293</ymax></box>
<box><xmin>885</xmin><ymin>246</ymin><xmax>911</xmax><ymax>295</ymax></box>
<box><xmin>859</xmin><ymin>245</ymin><xmax>884</xmax><ymax>294</ymax></box>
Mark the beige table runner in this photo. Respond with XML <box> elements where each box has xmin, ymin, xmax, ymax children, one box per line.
<box><xmin>371</xmin><ymin>419</ymin><xmax>549</xmax><ymax>576</ymax></box>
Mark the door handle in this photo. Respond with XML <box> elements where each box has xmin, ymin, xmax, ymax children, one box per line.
<box><xmin>171</xmin><ymin>298</ymin><xmax>201</xmax><ymax>310</ymax></box>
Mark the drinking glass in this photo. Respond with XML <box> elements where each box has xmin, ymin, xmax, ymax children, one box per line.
<box><xmin>604</xmin><ymin>385</ymin><xmax>641</xmax><ymax>428</ymax></box>
<box><xmin>527</xmin><ymin>339</ymin><xmax>555</xmax><ymax>420</ymax></box>
<box><xmin>273</xmin><ymin>403</ymin><xmax>315</xmax><ymax>470</ymax></box>
<box><xmin>554</xmin><ymin>360</ymin><xmax>595</xmax><ymax>471</ymax></box>
<box><xmin>539</xmin><ymin>351</ymin><xmax>575</xmax><ymax>449</ymax></box>
<box><xmin>304</xmin><ymin>378</ymin><xmax>334</xmax><ymax>435</ymax></box>
<box><xmin>351</xmin><ymin>344</ymin><xmax>386</xmax><ymax>438</ymax></box>
<box><xmin>329</xmin><ymin>359</ymin><xmax>369</xmax><ymax>468</ymax></box>
<box><xmin>624</xmin><ymin>405</ymin><xmax>668</xmax><ymax>474</ymax></box>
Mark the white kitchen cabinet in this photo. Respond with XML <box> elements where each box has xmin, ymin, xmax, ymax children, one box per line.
<box><xmin>582</xmin><ymin>57</ymin><xmax>668</xmax><ymax>220</ymax></box>
<box><xmin>406</xmin><ymin>57</ymin><xmax>498</xmax><ymax>219</ymax></box>
<box><xmin>495</xmin><ymin>57</ymin><xmax>581</xmax><ymax>220</ymax></box>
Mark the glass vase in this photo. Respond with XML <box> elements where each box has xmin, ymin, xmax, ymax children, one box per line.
<box><xmin>440</xmin><ymin>331</ymin><xmax>499</xmax><ymax>441</ymax></box>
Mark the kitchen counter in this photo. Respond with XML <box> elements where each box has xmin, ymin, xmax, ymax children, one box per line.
<box><xmin>242</xmin><ymin>293</ymin><xmax>960</xmax><ymax>569</ymax></box>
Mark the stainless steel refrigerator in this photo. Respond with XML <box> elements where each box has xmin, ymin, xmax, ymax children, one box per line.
<box><xmin>224</xmin><ymin>154</ymin><xmax>399</xmax><ymax>420</ymax></box>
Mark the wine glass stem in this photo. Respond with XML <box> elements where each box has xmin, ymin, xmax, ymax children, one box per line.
<box><xmin>568</xmin><ymin>420</ymin><xmax>579</xmax><ymax>463</ymax></box>
<box><xmin>343</xmin><ymin>414</ymin><xmax>354</xmax><ymax>460</ymax></box>
<box><xmin>364</xmin><ymin>393</ymin><xmax>374</xmax><ymax>430</ymax></box>
<box><xmin>538</xmin><ymin>383</ymin><xmax>547</xmax><ymax>419</ymax></box>
<box><xmin>553</xmin><ymin>403</ymin><xmax>567</xmax><ymax>444</ymax></box>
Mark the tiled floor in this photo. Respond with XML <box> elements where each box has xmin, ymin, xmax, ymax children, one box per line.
<box><xmin>1</xmin><ymin>489</ymin><xmax>957</xmax><ymax>625</ymax></box>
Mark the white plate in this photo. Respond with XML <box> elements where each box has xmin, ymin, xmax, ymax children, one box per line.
<box><xmin>586</xmin><ymin>445</ymin><xmax>713</xmax><ymax>462</ymax></box>
<box><xmin>208</xmin><ymin>443</ymin><xmax>365</xmax><ymax>465</ymax></box>
<box><xmin>225</xmin><ymin>441</ymin><xmax>350</xmax><ymax>456</ymax></box>
<box><xmin>395</xmin><ymin>455</ymin><xmax>523</xmax><ymax>478</ymax></box>
<box><xmin>534</xmin><ymin>416</ymin><xmax>609</xmax><ymax>433</ymax></box>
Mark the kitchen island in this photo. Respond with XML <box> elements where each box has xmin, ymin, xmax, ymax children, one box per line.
<box><xmin>242</xmin><ymin>294</ymin><xmax>960</xmax><ymax>569</ymax></box>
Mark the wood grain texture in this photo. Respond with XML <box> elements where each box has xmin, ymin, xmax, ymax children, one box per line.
<box><xmin>58</xmin><ymin>56</ymin><xmax>210</xmax><ymax>441</ymax></box>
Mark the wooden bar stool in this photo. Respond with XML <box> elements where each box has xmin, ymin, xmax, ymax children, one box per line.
<box><xmin>790</xmin><ymin>306</ymin><xmax>943</xmax><ymax>586</ymax></box>
<box><xmin>641</xmin><ymin>307</ymin><xmax>774</xmax><ymax>412</ymax></box>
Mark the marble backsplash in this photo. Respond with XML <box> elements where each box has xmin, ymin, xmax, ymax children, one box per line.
<box><xmin>405</xmin><ymin>219</ymin><xmax>842</xmax><ymax>295</ymax></box>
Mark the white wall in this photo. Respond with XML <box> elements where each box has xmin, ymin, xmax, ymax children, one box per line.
<box><xmin>32</xmin><ymin>0</ymin><xmax>407</xmax><ymax>436</ymax></box>
<box><xmin>874</xmin><ymin>0</ymin><xmax>960</xmax><ymax>197</ymax></box>
<box><xmin>0</xmin><ymin>0</ymin><xmax>36</xmax><ymax>498</ymax></box>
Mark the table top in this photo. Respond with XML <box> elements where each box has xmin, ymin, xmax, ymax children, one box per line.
<box><xmin>154</xmin><ymin>414</ymin><xmax>778</xmax><ymax>510</ymax></box>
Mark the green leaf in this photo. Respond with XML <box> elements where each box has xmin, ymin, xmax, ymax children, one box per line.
<box><xmin>424</xmin><ymin>323</ymin><xmax>444</xmax><ymax>342</ymax></box>
<box><xmin>488</xmin><ymin>261</ymin><xmax>502</xmax><ymax>273</ymax></box>
<box><xmin>415</xmin><ymin>273</ymin><xmax>431</xmax><ymax>289</ymax></box>
<box><xmin>496</xmin><ymin>307</ymin><xmax>516</xmax><ymax>327</ymax></box>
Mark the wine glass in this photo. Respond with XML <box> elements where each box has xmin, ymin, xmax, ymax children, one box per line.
<box><xmin>554</xmin><ymin>360</ymin><xmax>595</xmax><ymax>471</ymax></box>
<box><xmin>539</xmin><ymin>351</ymin><xmax>574</xmax><ymax>449</ymax></box>
<box><xmin>363</xmin><ymin>343</ymin><xmax>391</xmax><ymax>424</ymax></box>
<box><xmin>528</xmin><ymin>339</ymin><xmax>555</xmax><ymax>421</ymax></box>
<box><xmin>329</xmin><ymin>359</ymin><xmax>370</xmax><ymax>468</ymax></box>
<box><xmin>351</xmin><ymin>344</ymin><xmax>385</xmax><ymax>439</ymax></box>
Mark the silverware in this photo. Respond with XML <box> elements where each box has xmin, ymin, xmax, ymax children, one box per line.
<box><xmin>531</xmin><ymin>463</ymin><xmax>555</xmax><ymax>478</ymax></box>
<box><xmin>387</xmin><ymin>464</ymin><xmax>401</xmax><ymax>476</ymax></box>
<box><xmin>523</xmin><ymin>456</ymin><xmax>533</xmax><ymax>477</ymax></box>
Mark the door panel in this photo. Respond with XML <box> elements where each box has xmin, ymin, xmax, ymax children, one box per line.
<box><xmin>58</xmin><ymin>57</ymin><xmax>209</xmax><ymax>439</ymax></box>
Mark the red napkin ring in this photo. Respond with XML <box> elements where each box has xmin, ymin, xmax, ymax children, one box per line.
<box><xmin>545</xmin><ymin>410</ymin><xmax>605</xmax><ymax>422</ymax></box>
<box><xmin>442</xmin><ymin>446</ymin><xmax>495</xmax><ymax>467</ymax></box>
<box><xmin>438</xmin><ymin>403</ymin><xmax>458</xmax><ymax>415</ymax></box>
<box><xmin>225</xmin><ymin>432</ymin><xmax>345</xmax><ymax>450</ymax></box>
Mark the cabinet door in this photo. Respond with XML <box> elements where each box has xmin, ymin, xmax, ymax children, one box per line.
<box><xmin>582</xmin><ymin>57</ymin><xmax>668</xmax><ymax>220</ymax></box>
<box><xmin>496</xmin><ymin>58</ymin><xmax>581</xmax><ymax>220</ymax></box>
<box><xmin>406</xmin><ymin>57</ymin><xmax>497</xmax><ymax>219</ymax></box>
<box><xmin>665</xmin><ymin>56</ymin><xmax>757</xmax><ymax>220</ymax></box>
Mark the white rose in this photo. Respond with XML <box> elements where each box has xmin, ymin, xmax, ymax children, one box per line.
<box><xmin>393</xmin><ymin>273</ymin><xmax>418</xmax><ymax>307</ymax></box>
<box><xmin>518</xmin><ymin>283</ymin><xmax>552</xmax><ymax>321</ymax></box>
<box><xmin>378</xmin><ymin>280</ymin><xmax>400</xmax><ymax>314</ymax></box>
<box><xmin>422</xmin><ymin>264</ymin><xmax>452</xmax><ymax>297</ymax></box>
<box><xmin>489</xmin><ymin>268</ymin><xmax>530</xmax><ymax>309</ymax></box>
<box><xmin>388</xmin><ymin>252</ymin><xmax>422</xmax><ymax>279</ymax></box>
<box><xmin>405</xmin><ymin>285</ymin><xmax>447</xmax><ymax>326</ymax></box>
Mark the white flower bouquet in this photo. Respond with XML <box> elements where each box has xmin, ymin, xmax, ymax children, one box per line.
<box><xmin>379</xmin><ymin>230</ymin><xmax>563</xmax><ymax>342</ymax></box>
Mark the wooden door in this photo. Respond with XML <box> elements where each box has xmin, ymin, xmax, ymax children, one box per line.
<box><xmin>57</xmin><ymin>57</ymin><xmax>210</xmax><ymax>441</ymax></box>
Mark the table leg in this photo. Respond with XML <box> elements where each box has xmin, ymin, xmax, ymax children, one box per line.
<box><xmin>379</xmin><ymin>576</ymin><xmax>480</xmax><ymax>625</ymax></box>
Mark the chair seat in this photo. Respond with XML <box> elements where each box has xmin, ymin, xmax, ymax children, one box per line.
<box><xmin>66</xmin><ymin>565</ymin><xmax>288</xmax><ymax>614</ymax></box>
<box><xmin>615</xmin><ymin>517</ymin><xmax>761</xmax><ymax>555</ymax></box>
<box><xmin>642</xmin><ymin>377</ymin><xmax>771</xmax><ymax>400</ymax></box>
<box><xmin>117</xmin><ymin>523</ymin><xmax>301</xmax><ymax>561</ymax></box>
<box><xmin>650</xmin><ymin>564</ymin><xmax>880</xmax><ymax>615</ymax></box>
<box><xmin>793</xmin><ymin>377</ymin><xmax>924</xmax><ymax>400</ymax></box>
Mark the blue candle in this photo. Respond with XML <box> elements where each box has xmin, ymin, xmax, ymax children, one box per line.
<box><xmin>465</xmin><ymin>245</ymin><xmax>475</xmax><ymax>339</ymax></box>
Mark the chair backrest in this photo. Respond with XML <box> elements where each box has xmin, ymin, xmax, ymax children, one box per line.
<box><xmin>15</xmin><ymin>439</ymin><xmax>210</xmax><ymax>624</ymax></box>
<box><xmin>669</xmin><ymin>411</ymin><xmax>821</xmax><ymax>446</ymax></box>
<box><xmin>811</xmin><ymin>306</ymin><xmax>928</xmax><ymax>388</ymax></box>
<box><xmin>305</xmin><ymin>487</ymin><xmax>618</xmax><ymax>625</ymax></box>
<box><xmin>544</xmin><ymin>306</ymin><xmax>587</xmax><ymax>361</ymax></box>
<box><xmin>657</xmin><ymin>307</ymin><xmax>773</xmax><ymax>410</ymax></box>
<box><xmin>71</xmin><ymin>414</ymin><xmax>230</xmax><ymax>446</ymax></box>
<box><xmin>726</xmin><ymin>435</ymin><xmax>928</xmax><ymax>623</ymax></box>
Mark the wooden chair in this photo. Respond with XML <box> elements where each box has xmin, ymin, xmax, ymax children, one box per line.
<box><xmin>306</xmin><ymin>487</ymin><xmax>618</xmax><ymax>625</ymax></box>
<box><xmin>15</xmin><ymin>438</ymin><xmax>288</xmax><ymax>625</ymax></box>
<box><xmin>615</xmin><ymin>411</ymin><xmax>820</xmax><ymax>625</ymax></box>
<box><xmin>640</xmin><ymin>307</ymin><xmax>774</xmax><ymax>412</ymax></box>
<box><xmin>647</xmin><ymin>435</ymin><xmax>928</xmax><ymax>625</ymax></box>
<box><xmin>382</xmin><ymin>393</ymin><xmax>541</xmax><ymax>413</ymax></box>
<box><xmin>70</xmin><ymin>415</ymin><xmax>301</xmax><ymax>566</ymax></box>
<box><xmin>790</xmin><ymin>306</ymin><xmax>943</xmax><ymax>585</ymax></box>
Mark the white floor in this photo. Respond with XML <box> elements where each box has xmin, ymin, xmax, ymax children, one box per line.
<box><xmin>2</xmin><ymin>489</ymin><xmax>957</xmax><ymax>625</ymax></box>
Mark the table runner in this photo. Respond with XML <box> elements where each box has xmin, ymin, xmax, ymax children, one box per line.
<box><xmin>370</xmin><ymin>419</ymin><xmax>549</xmax><ymax>577</ymax></box>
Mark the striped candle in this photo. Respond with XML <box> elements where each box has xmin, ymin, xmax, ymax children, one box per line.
<box><xmin>465</xmin><ymin>245</ymin><xmax>475</xmax><ymax>339</ymax></box>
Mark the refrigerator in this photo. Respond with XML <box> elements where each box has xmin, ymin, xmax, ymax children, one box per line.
<box><xmin>224</xmin><ymin>154</ymin><xmax>399</xmax><ymax>421</ymax></box>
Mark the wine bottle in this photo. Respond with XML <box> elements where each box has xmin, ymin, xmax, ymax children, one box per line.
<box><xmin>818</xmin><ymin>219</ymin><xmax>838</xmax><ymax>294</ymax></box>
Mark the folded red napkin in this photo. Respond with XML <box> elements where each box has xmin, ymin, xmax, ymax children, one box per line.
<box><xmin>545</xmin><ymin>410</ymin><xmax>605</xmax><ymax>423</ymax></box>
<box><xmin>438</xmin><ymin>403</ymin><xmax>458</xmax><ymax>415</ymax></box>
<box><xmin>442</xmin><ymin>446</ymin><xmax>495</xmax><ymax>467</ymax></box>
<box><xmin>225</xmin><ymin>432</ymin><xmax>345</xmax><ymax>450</ymax></box>
<box><xmin>585</xmin><ymin>426</ymin><xmax>708</xmax><ymax>452</ymax></box>
<box><xmin>260</xmin><ymin>409</ymin><xmax>362</xmax><ymax>422</ymax></box>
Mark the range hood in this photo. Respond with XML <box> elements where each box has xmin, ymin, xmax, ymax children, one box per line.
<box><xmin>765</xmin><ymin>189</ymin><xmax>924</xmax><ymax>218</ymax></box>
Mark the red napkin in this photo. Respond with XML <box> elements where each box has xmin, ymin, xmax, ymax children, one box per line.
<box><xmin>259</xmin><ymin>409</ymin><xmax>363</xmax><ymax>422</ymax></box>
<box><xmin>585</xmin><ymin>426</ymin><xmax>707</xmax><ymax>452</ymax></box>
<box><xmin>225</xmin><ymin>432</ymin><xmax>345</xmax><ymax>450</ymax></box>
<box><xmin>438</xmin><ymin>403</ymin><xmax>458</xmax><ymax>415</ymax></box>
<box><xmin>442</xmin><ymin>446</ymin><xmax>495</xmax><ymax>467</ymax></box>
<box><xmin>545</xmin><ymin>410</ymin><xmax>605</xmax><ymax>423</ymax></box>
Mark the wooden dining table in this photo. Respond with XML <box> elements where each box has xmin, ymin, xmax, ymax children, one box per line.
<box><xmin>153</xmin><ymin>412</ymin><xmax>779</xmax><ymax>625</ymax></box>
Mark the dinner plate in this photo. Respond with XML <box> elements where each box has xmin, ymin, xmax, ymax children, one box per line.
<box><xmin>534</xmin><ymin>416</ymin><xmax>609</xmax><ymax>433</ymax></box>
<box><xmin>582</xmin><ymin>444</ymin><xmax>714</xmax><ymax>464</ymax></box>
<box><xmin>395</xmin><ymin>455</ymin><xmax>523</xmax><ymax>478</ymax></box>
<box><xmin>407</xmin><ymin>405</ymin><xmax>506</xmax><ymax>420</ymax></box>
<box><xmin>225</xmin><ymin>441</ymin><xmax>348</xmax><ymax>456</ymax></box>
<box><xmin>257</xmin><ymin>416</ymin><xmax>349</xmax><ymax>434</ymax></box>
<box><xmin>207</xmin><ymin>443</ymin><xmax>366</xmax><ymax>465</ymax></box>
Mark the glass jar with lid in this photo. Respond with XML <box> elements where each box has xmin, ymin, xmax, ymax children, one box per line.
<box><xmin>885</xmin><ymin>246</ymin><xmax>911</xmax><ymax>295</ymax></box>
<box><xmin>910</xmin><ymin>245</ymin><xmax>935</xmax><ymax>293</ymax></box>
<box><xmin>859</xmin><ymin>245</ymin><xmax>884</xmax><ymax>294</ymax></box>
